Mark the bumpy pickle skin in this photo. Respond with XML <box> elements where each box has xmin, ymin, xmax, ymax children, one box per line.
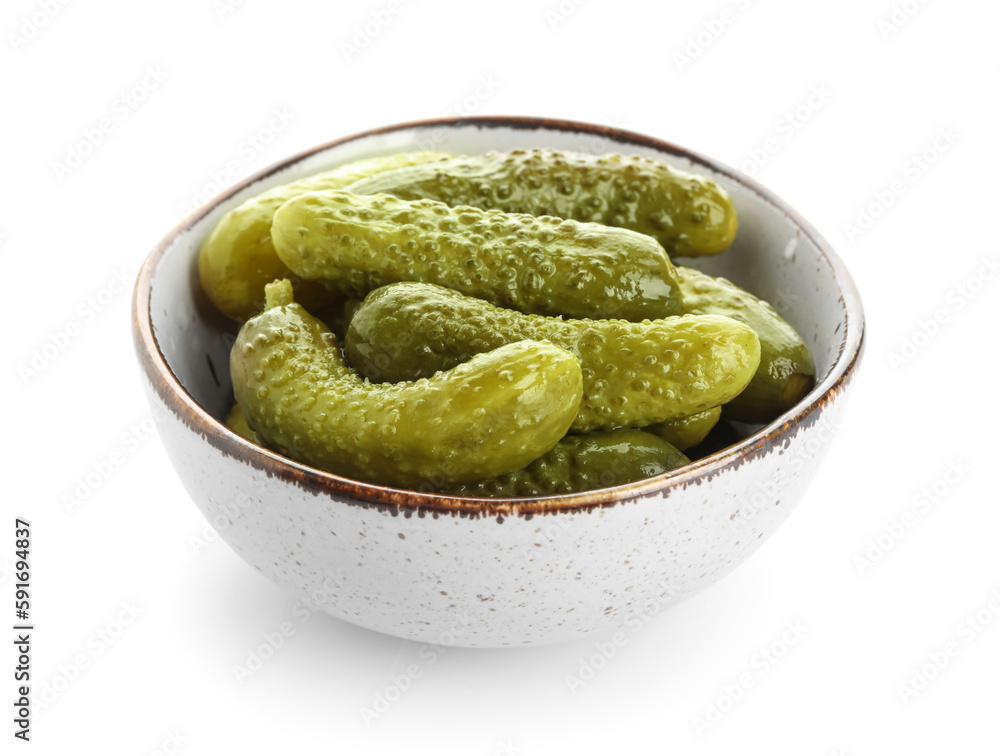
<box><xmin>676</xmin><ymin>266</ymin><xmax>815</xmax><ymax>423</ymax></box>
<box><xmin>270</xmin><ymin>190</ymin><xmax>682</xmax><ymax>320</ymax></box>
<box><xmin>231</xmin><ymin>280</ymin><xmax>584</xmax><ymax>489</ymax></box>
<box><xmin>346</xmin><ymin>149</ymin><xmax>737</xmax><ymax>258</ymax></box>
<box><xmin>344</xmin><ymin>282</ymin><xmax>761</xmax><ymax>432</ymax></box>
<box><xmin>199</xmin><ymin>151</ymin><xmax>451</xmax><ymax>321</ymax></box>
<box><xmin>646</xmin><ymin>407</ymin><xmax>721</xmax><ymax>451</ymax></box>
<box><xmin>447</xmin><ymin>430</ymin><xmax>690</xmax><ymax>499</ymax></box>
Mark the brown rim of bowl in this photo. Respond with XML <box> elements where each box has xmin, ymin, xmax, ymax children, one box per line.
<box><xmin>132</xmin><ymin>115</ymin><xmax>865</xmax><ymax>520</ymax></box>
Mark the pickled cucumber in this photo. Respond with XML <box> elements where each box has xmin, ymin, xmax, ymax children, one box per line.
<box><xmin>199</xmin><ymin>151</ymin><xmax>451</xmax><ymax>320</ymax></box>
<box><xmin>231</xmin><ymin>280</ymin><xmax>584</xmax><ymax>488</ymax></box>
<box><xmin>346</xmin><ymin>149</ymin><xmax>737</xmax><ymax>257</ymax></box>
<box><xmin>271</xmin><ymin>190</ymin><xmax>683</xmax><ymax>320</ymax></box>
<box><xmin>447</xmin><ymin>430</ymin><xmax>690</xmax><ymax>498</ymax></box>
<box><xmin>676</xmin><ymin>266</ymin><xmax>815</xmax><ymax>423</ymax></box>
<box><xmin>646</xmin><ymin>407</ymin><xmax>721</xmax><ymax>451</ymax></box>
<box><xmin>225</xmin><ymin>402</ymin><xmax>262</xmax><ymax>445</ymax></box>
<box><xmin>344</xmin><ymin>282</ymin><xmax>761</xmax><ymax>432</ymax></box>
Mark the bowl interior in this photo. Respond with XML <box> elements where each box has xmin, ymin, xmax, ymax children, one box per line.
<box><xmin>144</xmin><ymin>119</ymin><xmax>857</xmax><ymax>474</ymax></box>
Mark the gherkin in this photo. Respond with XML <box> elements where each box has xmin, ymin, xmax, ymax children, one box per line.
<box><xmin>676</xmin><ymin>267</ymin><xmax>815</xmax><ymax>423</ymax></box>
<box><xmin>447</xmin><ymin>430</ymin><xmax>690</xmax><ymax>498</ymax></box>
<box><xmin>646</xmin><ymin>407</ymin><xmax>722</xmax><ymax>451</ymax></box>
<box><xmin>199</xmin><ymin>151</ymin><xmax>451</xmax><ymax>320</ymax></box>
<box><xmin>231</xmin><ymin>281</ymin><xmax>583</xmax><ymax>488</ymax></box>
<box><xmin>346</xmin><ymin>148</ymin><xmax>738</xmax><ymax>258</ymax></box>
<box><xmin>344</xmin><ymin>282</ymin><xmax>761</xmax><ymax>432</ymax></box>
<box><xmin>203</xmin><ymin>147</ymin><xmax>811</xmax><ymax>496</ymax></box>
<box><xmin>225</xmin><ymin>402</ymin><xmax>262</xmax><ymax>445</ymax></box>
<box><xmin>271</xmin><ymin>189</ymin><xmax>683</xmax><ymax>320</ymax></box>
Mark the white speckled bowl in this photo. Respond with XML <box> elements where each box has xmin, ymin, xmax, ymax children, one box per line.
<box><xmin>132</xmin><ymin>117</ymin><xmax>864</xmax><ymax>647</ymax></box>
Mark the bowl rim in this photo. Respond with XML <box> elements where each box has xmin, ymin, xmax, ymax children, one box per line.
<box><xmin>132</xmin><ymin>115</ymin><xmax>865</xmax><ymax>519</ymax></box>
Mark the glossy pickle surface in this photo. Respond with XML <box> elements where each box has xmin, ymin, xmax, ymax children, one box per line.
<box><xmin>231</xmin><ymin>281</ymin><xmax>584</xmax><ymax>489</ymax></box>
<box><xmin>271</xmin><ymin>190</ymin><xmax>683</xmax><ymax>320</ymax></box>
<box><xmin>202</xmin><ymin>146</ymin><xmax>816</xmax><ymax>497</ymax></box>
<box><xmin>646</xmin><ymin>407</ymin><xmax>722</xmax><ymax>451</ymax></box>
<box><xmin>347</xmin><ymin>149</ymin><xmax>738</xmax><ymax>258</ymax></box>
<box><xmin>199</xmin><ymin>151</ymin><xmax>451</xmax><ymax>320</ymax></box>
<box><xmin>344</xmin><ymin>282</ymin><xmax>761</xmax><ymax>432</ymax></box>
<box><xmin>676</xmin><ymin>266</ymin><xmax>815</xmax><ymax>423</ymax></box>
<box><xmin>447</xmin><ymin>429</ymin><xmax>690</xmax><ymax>498</ymax></box>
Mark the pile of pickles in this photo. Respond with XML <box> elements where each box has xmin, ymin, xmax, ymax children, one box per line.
<box><xmin>200</xmin><ymin>149</ymin><xmax>815</xmax><ymax>498</ymax></box>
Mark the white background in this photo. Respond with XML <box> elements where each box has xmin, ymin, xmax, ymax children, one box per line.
<box><xmin>4</xmin><ymin>0</ymin><xmax>999</xmax><ymax>753</ymax></box>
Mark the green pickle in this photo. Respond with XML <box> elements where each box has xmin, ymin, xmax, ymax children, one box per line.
<box><xmin>344</xmin><ymin>282</ymin><xmax>761</xmax><ymax>432</ymax></box>
<box><xmin>201</xmin><ymin>147</ymin><xmax>816</xmax><ymax>497</ymax></box>
<box><xmin>447</xmin><ymin>430</ymin><xmax>690</xmax><ymax>498</ymax></box>
<box><xmin>676</xmin><ymin>266</ymin><xmax>815</xmax><ymax>423</ymax></box>
<box><xmin>647</xmin><ymin>407</ymin><xmax>722</xmax><ymax>451</ymax></box>
<box><xmin>346</xmin><ymin>149</ymin><xmax>737</xmax><ymax>258</ymax></box>
<box><xmin>270</xmin><ymin>190</ymin><xmax>683</xmax><ymax>320</ymax></box>
<box><xmin>225</xmin><ymin>402</ymin><xmax>262</xmax><ymax>445</ymax></box>
<box><xmin>231</xmin><ymin>280</ymin><xmax>584</xmax><ymax>489</ymax></box>
<box><xmin>199</xmin><ymin>151</ymin><xmax>451</xmax><ymax>320</ymax></box>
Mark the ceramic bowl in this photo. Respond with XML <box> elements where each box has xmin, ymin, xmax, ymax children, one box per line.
<box><xmin>132</xmin><ymin>117</ymin><xmax>864</xmax><ymax>647</ymax></box>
